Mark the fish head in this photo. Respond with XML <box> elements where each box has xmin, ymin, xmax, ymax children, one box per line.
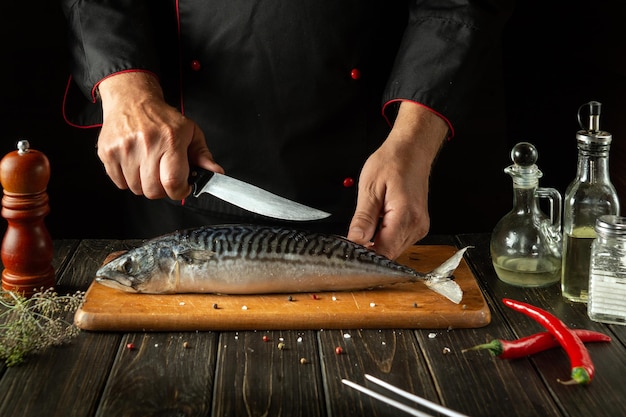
<box><xmin>95</xmin><ymin>245</ymin><xmax>178</xmax><ymax>293</ymax></box>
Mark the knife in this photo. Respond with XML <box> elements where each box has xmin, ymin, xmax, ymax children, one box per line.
<box><xmin>187</xmin><ymin>167</ymin><xmax>331</xmax><ymax>221</ymax></box>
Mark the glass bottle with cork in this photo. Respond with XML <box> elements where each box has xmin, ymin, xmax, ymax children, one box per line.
<box><xmin>490</xmin><ymin>142</ymin><xmax>562</xmax><ymax>287</ymax></box>
<box><xmin>561</xmin><ymin>101</ymin><xmax>620</xmax><ymax>303</ymax></box>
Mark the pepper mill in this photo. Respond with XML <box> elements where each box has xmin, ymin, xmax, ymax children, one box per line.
<box><xmin>0</xmin><ymin>140</ymin><xmax>55</xmax><ymax>295</ymax></box>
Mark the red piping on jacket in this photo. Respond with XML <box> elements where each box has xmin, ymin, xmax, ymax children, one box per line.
<box><xmin>62</xmin><ymin>75</ymin><xmax>101</xmax><ymax>129</ymax></box>
<box><xmin>382</xmin><ymin>98</ymin><xmax>454</xmax><ymax>139</ymax></box>
<box><xmin>62</xmin><ymin>69</ymin><xmax>160</xmax><ymax>129</ymax></box>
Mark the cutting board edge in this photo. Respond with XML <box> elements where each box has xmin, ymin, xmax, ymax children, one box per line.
<box><xmin>74</xmin><ymin>301</ymin><xmax>491</xmax><ymax>332</ymax></box>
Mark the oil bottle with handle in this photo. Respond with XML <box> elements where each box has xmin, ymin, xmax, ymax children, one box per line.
<box><xmin>561</xmin><ymin>101</ymin><xmax>620</xmax><ymax>303</ymax></box>
<box><xmin>491</xmin><ymin>142</ymin><xmax>562</xmax><ymax>287</ymax></box>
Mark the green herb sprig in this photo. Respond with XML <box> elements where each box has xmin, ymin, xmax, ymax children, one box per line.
<box><xmin>0</xmin><ymin>288</ymin><xmax>85</xmax><ymax>367</ymax></box>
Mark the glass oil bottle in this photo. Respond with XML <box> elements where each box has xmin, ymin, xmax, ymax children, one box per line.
<box><xmin>561</xmin><ymin>101</ymin><xmax>620</xmax><ymax>303</ymax></box>
<box><xmin>491</xmin><ymin>142</ymin><xmax>562</xmax><ymax>287</ymax></box>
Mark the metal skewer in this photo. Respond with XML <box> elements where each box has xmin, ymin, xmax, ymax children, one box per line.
<box><xmin>342</xmin><ymin>374</ymin><xmax>470</xmax><ymax>417</ymax></box>
<box><xmin>341</xmin><ymin>379</ymin><xmax>434</xmax><ymax>417</ymax></box>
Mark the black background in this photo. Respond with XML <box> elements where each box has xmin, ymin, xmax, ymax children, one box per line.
<box><xmin>2</xmin><ymin>1</ymin><xmax>625</xmax><ymax>240</ymax></box>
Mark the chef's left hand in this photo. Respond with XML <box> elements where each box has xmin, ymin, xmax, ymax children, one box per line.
<box><xmin>347</xmin><ymin>101</ymin><xmax>449</xmax><ymax>260</ymax></box>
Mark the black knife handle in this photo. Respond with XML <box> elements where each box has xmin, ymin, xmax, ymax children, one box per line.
<box><xmin>188</xmin><ymin>167</ymin><xmax>215</xmax><ymax>197</ymax></box>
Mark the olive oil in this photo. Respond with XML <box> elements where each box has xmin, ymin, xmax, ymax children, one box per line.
<box><xmin>493</xmin><ymin>256</ymin><xmax>560</xmax><ymax>287</ymax></box>
<box><xmin>561</xmin><ymin>227</ymin><xmax>596</xmax><ymax>302</ymax></box>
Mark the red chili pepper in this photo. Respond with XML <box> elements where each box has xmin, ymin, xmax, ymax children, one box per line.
<box><xmin>502</xmin><ymin>298</ymin><xmax>595</xmax><ymax>385</ymax></box>
<box><xmin>464</xmin><ymin>329</ymin><xmax>611</xmax><ymax>359</ymax></box>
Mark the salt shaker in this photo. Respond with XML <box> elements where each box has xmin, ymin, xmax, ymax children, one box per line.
<box><xmin>588</xmin><ymin>215</ymin><xmax>626</xmax><ymax>325</ymax></box>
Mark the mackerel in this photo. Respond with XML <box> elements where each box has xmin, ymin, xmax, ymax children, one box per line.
<box><xmin>95</xmin><ymin>225</ymin><xmax>468</xmax><ymax>303</ymax></box>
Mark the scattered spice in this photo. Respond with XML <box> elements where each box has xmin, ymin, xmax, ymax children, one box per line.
<box><xmin>311</xmin><ymin>294</ymin><xmax>319</xmax><ymax>300</ymax></box>
<box><xmin>300</xmin><ymin>357</ymin><xmax>308</xmax><ymax>364</ymax></box>
<box><xmin>502</xmin><ymin>298</ymin><xmax>595</xmax><ymax>385</ymax></box>
<box><xmin>287</xmin><ymin>295</ymin><xmax>293</xmax><ymax>302</ymax></box>
<box><xmin>369</xmin><ymin>302</ymin><xmax>376</xmax><ymax>308</ymax></box>
<box><xmin>126</xmin><ymin>343</ymin><xmax>135</xmax><ymax>350</ymax></box>
<box><xmin>183</xmin><ymin>341</ymin><xmax>190</xmax><ymax>349</ymax></box>
<box><xmin>241</xmin><ymin>305</ymin><xmax>248</xmax><ymax>310</ymax></box>
<box><xmin>262</xmin><ymin>335</ymin><xmax>270</xmax><ymax>342</ymax></box>
<box><xmin>335</xmin><ymin>346</ymin><xmax>343</xmax><ymax>355</ymax></box>
<box><xmin>212</xmin><ymin>303</ymin><xmax>218</xmax><ymax>309</ymax></box>
<box><xmin>277</xmin><ymin>342</ymin><xmax>286</xmax><ymax>350</ymax></box>
<box><xmin>442</xmin><ymin>347</ymin><xmax>451</xmax><ymax>354</ymax></box>
<box><xmin>413</xmin><ymin>302</ymin><xmax>418</xmax><ymax>308</ymax></box>
<box><xmin>463</xmin><ymin>330</ymin><xmax>611</xmax><ymax>359</ymax></box>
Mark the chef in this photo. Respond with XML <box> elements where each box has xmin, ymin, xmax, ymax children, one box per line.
<box><xmin>61</xmin><ymin>0</ymin><xmax>512</xmax><ymax>259</ymax></box>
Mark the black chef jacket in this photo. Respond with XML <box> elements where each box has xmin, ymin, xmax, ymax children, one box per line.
<box><xmin>61</xmin><ymin>0</ymin><xmax>512</xmax><ymax>236</ymax></box>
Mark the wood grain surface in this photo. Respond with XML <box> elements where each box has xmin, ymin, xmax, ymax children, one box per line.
<box><xmin>74</xmin><ymin>245</ymin><xmax>490</xmax><ymax>331</ymax></box>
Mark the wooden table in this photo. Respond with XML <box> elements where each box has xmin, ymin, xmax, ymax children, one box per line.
<box><xmin>1</xmin><ymin>233</ymin><xmax>624</xmax><ymax>417</ymax></box>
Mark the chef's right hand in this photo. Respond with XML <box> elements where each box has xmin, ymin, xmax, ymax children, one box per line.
<box><xmin>96</xmin><ymin>72</ymin><xmax>224</xmax><ymax>200</ymax></box>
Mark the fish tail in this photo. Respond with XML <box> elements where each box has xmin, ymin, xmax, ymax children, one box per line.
<box><xmin>423</xmin><ymin>246</ymin><xmax>472</xmax><ymax>304</ymax></box>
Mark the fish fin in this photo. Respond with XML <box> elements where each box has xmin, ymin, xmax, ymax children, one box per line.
<box><xmin>423</xmin><ymin>246</ymin><xmax>472</xmax><ymax>304</ymax></box>
<box><xmin>177</xmin><ymin>249</ymin><xmax>215</xmax><ymax>264</ymax></box>
<box><xmin>427</xmin><ymin>246</ymin><xmax>472</xmax><ymax>279</ymax></box>
<box><xmin>425</xmin><ymin>279</ymin><xmax>463</xmax><ymax>304</ymax></box>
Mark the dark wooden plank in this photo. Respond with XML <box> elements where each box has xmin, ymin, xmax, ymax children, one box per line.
<box><xmin>0</xmin><ymin>240</ymin><xmax>79</xmax><ymax>378</ymax></box>
<box><xmin>320</xmin><ymin>329</ymin><xmax>440</xmax><ymax>417</ymax></box>
<box><xmin>416</xmin><ymin>234</ymin><xmax>561</xmax><ymax>416</ymax></box>
<box><xmin>0</xmin><ymin>327</ymin><xmax>121</xmax><ymax>417</ymax></box>
<box><xmin>212</xmin><ymin>330</ymin><xmax>325</xmax><ymax>417</ymax></box>
<box><xmin>457</xmin><ymin>233</ymin><xmax>626</xmax><ymax>417</ymax></box>
<box><xmin>95</xmin><ymin>332</ymin><xmax>218</xmax><ymax>417</ymax></box>
<box><xmin>607</xmin><ymin>323</ymin><xmax>626</xmax><ymax>347</ymax></box>
<box><xmin>51</xmin><ymin>239</ymin><xmax>80</xmax><ymax>272</ymax></box>
<box><xmin>415</xmin><ymin>322</ymin><xmax>562</xmax><ymax>417</ymax></box>
<box><xmin>57</xmin><ymin>239</ymin><xmax>141</xmax><ymax>290</ymax></box>
<box><xmin>0</xmin><ymin>239</ymin><xmax>124</xmax><ymax>417</ymax></box>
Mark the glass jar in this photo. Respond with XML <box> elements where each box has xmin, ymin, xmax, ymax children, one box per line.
<box><xmin>588</xmin><ymin>215</ymin><xmax>626</xmax><ymax>325</ymax></box>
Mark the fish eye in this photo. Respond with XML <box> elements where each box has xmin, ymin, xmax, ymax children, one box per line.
<box><xmin>120</xmin><ymin>258</ymin><xmax>134</xmax><ymax>275</ymax></box>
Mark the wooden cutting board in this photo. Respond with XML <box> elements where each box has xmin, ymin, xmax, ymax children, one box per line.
<box><xmin>74</xmin><ymin>245</ymin><xmax>490</xmax><ymax>331</ymax></box>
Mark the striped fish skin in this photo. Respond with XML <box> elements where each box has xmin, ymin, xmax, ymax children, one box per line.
<box><xmin>95</xmin><ymin>225</ymin><xmax>466</xmax><ymax>303</ymax></box>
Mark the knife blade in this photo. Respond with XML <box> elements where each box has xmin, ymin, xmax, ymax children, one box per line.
<box><xmin>188</xmin><ymin>167</ymin><xmax>331</xmax><ymax>221</ymax></box>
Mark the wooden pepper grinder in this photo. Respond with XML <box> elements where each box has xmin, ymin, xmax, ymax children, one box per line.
<box><xmin>0</xmin><ymin>140</ymin><xmax>55</xmax><ymax>295</ymax></box>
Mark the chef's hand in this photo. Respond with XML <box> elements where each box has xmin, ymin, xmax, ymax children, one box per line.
<box><xmin>347</xmin><ymin>101</ymin><xmax>448</xmax><ymax>260</ymax></box>
<box><xmin>97</xmin><ymin>72</ymin><xmax>224</xmax><ymax>200</ymax></box>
